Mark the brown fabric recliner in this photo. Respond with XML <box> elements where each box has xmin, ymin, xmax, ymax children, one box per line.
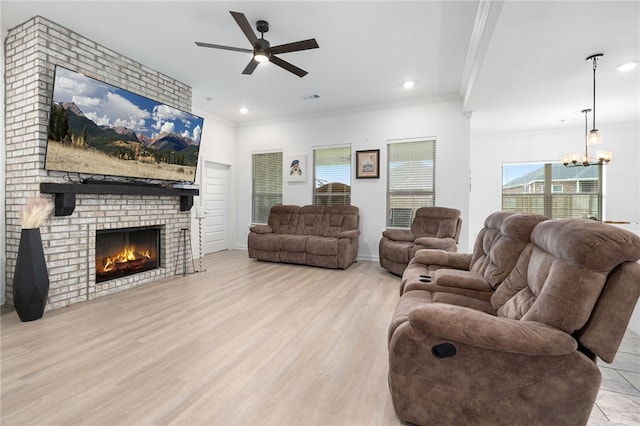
<box><xmin>379</xmin><ymin>206</ymin><xmax>462</xmax><ymax>276</ymax></box>
<box><xmin>388</xmin><ymin>218</ymin><xmax>640</xmax><ymax>425</ymax></box>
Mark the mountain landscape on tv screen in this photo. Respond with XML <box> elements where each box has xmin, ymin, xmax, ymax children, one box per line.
<box><xmin>45</xmin><ymin>66</ymin><xmax>203</xmax><ymax>182</ymax></box>
<box><xmin>54</xmin><ymin>101</ymin><xmax>199</xmax><ymax>165</ymax></box>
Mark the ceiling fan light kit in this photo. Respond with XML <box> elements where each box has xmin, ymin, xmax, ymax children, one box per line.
<box><xmin>196</xmin><ymin>11</ymin><xmax>319</xmax><ymax>77</ymax></box>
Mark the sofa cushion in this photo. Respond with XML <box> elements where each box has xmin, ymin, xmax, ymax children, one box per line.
<box><xmin>321</xmin><ymin>205</ymin><xmax>360</xmax><ymax>237</ymax></box>
<box><xmin>268</xmin><ymin>205</ymin><xmax>300</xmax><ymax>234</ymax></box>
<box><xmin>280</xmin><ymin>234</ymin><xmax>309</xmax><ymax>253</ymax></box>
<box><xmin>296</xmin><ymin>205</ymin><xmax>325</xmax><ymax>235</ymax></box>
<box><xmin>469</xmin><ymin>212</ymin><xmax>547</xmax><ymax>289</ymax></box>
<box><xmin>411</xmin><ymin>206</ymin><xmax>461</xmax><ymax>239</ymax></box>
<box><xmin>306</xmin><ymin>236</ymin><xmax>338</xmax><ymax>256</ymax></box>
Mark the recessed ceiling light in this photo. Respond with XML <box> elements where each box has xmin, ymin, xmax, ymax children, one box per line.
<box><xmin>239</xmin><ymin>107</ymin><xmax>249</xmax><ymax>114</ymax></box>
<box><xmin>616</xmin><ymin>62</ymin><xmax>637</xmax><ymax>72</ymax></box>
<box><xmin>403</xmin><ymin>81</ymin><xmax>415</xmax><ymax>89</ymax></box>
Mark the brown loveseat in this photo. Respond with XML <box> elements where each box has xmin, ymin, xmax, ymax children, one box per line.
<box><xmin>379</xmin><ymin>206</ymin><xmax>462</xmax><ymax>276</ymax></box>
<box><xmin>247</xmin><ymin>205</ymin><xmax>360</xmax><ymax>269</ymax></box>
<box><xmin>388</xmin><ymin>217</ymin><xmax>640</xmax><ymax>425</ymax></box>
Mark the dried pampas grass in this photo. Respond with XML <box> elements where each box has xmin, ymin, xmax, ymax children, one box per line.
<box><xmin>21</xmin><ymin>197</ymin><xmax>54</xmax><ymax>228</ymax></box>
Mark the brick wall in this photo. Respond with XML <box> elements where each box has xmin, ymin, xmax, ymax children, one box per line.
<box><xmin>5</xmin><ymin>16</ymin><xmax>194</xmax><ymax>310</ymax></box>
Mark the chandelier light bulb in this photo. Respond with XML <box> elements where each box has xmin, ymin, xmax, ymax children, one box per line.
<box><xmin>588</xmin><ymin>129</ymin><xmax>602</xmax><ymax>145</ymax></box>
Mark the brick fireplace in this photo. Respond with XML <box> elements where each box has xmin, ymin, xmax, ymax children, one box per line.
<box><xmin>4</xmin><ymin>16</ymin><xmax>197</xmax><ymax>311</ymax></box>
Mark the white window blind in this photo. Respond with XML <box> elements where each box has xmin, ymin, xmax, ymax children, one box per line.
<box><xmin>252</xmin><ymin>151</ymin><xmax>283</xmax><ymax>223</ymax></box>
<box><xmin>386</xmin><ymin>140</ymin><xmax>436</xmax><ymax>227</ymax></box>
<box><xmin>313</xmin><ymin>146</ymin><xmax>351</xmax><ymax>206</ymax></box>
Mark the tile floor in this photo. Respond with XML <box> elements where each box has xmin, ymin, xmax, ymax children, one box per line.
<box><xmin>589</xmin><ymin>329</ymin><xmax>640</xmax><ymax>425</ymax></box>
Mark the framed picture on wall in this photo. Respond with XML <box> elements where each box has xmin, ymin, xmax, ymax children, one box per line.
<box><xmin>285</xmin><ymin>155</ymin><xmax>307</xmax><ymax>182</ymax></box>
<box><xmin>355</xmin><ymin>149</ymin><xmax>380</xmax><ymax>179</ymax></box>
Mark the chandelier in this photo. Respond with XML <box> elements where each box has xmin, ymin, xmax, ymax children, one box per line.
<box><xmin>562</xmin><ymin>53</ymin><xmax>612</xmax><ymax>167</ymax></box>
<box><xmin>562</xmin><ymin>108</ymin><xmax>612</xmax><ymax>167</ymax></box>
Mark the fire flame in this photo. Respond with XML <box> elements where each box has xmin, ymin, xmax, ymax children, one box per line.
<box><xmin>102</xmin><ymin>245</ymin><xmax>151</xmax><ymax>272</ymax></box>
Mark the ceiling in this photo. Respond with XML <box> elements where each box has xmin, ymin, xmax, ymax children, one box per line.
<box><xmin>1</xmin><ymin>1</ymin><xmax>638</xmax><ymax>134</ymax></box>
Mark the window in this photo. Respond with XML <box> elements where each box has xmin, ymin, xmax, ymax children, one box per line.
<box><xmin>502</xmin><ymin>162</ymin><xmax>602</xmax><ymax>220</ymax></box>
<box><xmin>386</xmin><ymin>139</ymin><xmax>436</xmax><ymax>227</ymax></box>
<box><xmin>252</xmin><ymin>151</ymin><xmax>283</xmax><ymax>223</ymax></box>
<box><xmin>313</xmin><ymin>146</ymin><xmax>351</xmax><ymax>206</ymax></box>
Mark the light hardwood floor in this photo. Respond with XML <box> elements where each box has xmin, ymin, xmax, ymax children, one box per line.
<box><xmin>1</xmin><ymin>250</ymin><xmax>638</xmax><ymax>425</ymax></box>
<box><xmin>1</xmin><ymin>251</ymin><xmax>400</xmax><ymax>425</ymax></box>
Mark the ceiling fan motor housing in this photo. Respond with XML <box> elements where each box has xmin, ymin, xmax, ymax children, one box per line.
<box><xmin>256</xmin><ymin>20</ymin><xmax>269</xmax><ymax>34</ymax></box>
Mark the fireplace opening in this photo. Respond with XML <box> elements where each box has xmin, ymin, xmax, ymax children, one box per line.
<box><xmin>96</xmin><ymin>226</ymin><xmax>161</xmax><ymax>283</ymax></box>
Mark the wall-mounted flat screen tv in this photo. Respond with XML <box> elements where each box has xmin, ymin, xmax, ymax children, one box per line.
<box><xmin>45</xmin><ymin>66</ymin><xmax>204</xmax><ymax>182</ymax></box>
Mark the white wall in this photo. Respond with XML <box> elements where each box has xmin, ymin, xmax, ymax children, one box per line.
<box><xmin>469</xmin><ymin>122</ymin><xmax>640</xmax><ymax>246</ymax></box>
<box><xmin>235</xmin><ymin>98</ymin><xmax>471</xmax><ymax>260</ymax></box>
<box><xmin>189</xmin><ymin>106</ymin><xmax>237</xmax><ymax>259</ymax></box>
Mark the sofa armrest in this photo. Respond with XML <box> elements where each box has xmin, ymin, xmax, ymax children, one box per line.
<box><xmin>337</xmin><ymin>229</ymin><xmax>360</xmax><ymax>239</ymax></box>
<box><xmin>414</xmin><ymin>237</ymin><xmax>457</xmax><ymax>250</ymax></box>
<box><xmin>408</xmin><ymin>303</ymin><xmax>577</xmax><ymax>356</ymax></box>
<box><xmin>413</xmin><ymin>249</ymin><xmax>472</xmax><ymax>270</ymax></box>
<box><xmin>382</xmin><ymin>229</ymin><xmax>414</xmax><ymax>242</ymax></box>
<box><xmin>249</xmin><ymin>224</ymin><xmax>273</xmax><ymax>234</ymax></box>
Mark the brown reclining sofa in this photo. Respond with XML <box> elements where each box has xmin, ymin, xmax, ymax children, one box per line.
<box><xmin>388</xmin><ymin>213</ymin><xmax>640</xmax><ymax>425</ymax></box>
<box><xmin>248</xmin><ymin>205</ymin><xmax>360</xmax><ymax>269</ymax></box>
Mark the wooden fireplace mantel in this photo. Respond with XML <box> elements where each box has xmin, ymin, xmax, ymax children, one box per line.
<box><xmin>40</xmin><ymin>182</ymin><xmax>199</xmax><ymax>216</ymax></box>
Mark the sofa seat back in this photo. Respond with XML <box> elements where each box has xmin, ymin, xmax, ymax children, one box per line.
<box><xmin>492</xmin><ymin>219</ymin><xmax>640</xmax><ymax>361</ymax></box>
<box><xmin>268</xmin><ymin>205</ymin><xmax>300</xmax><ymax>234</ymax></box>
<box><xmin>321</xmin><ymin>205</ymin><xmax>360</xmax><ymax>236</ymax></box>
<box><xmin>295</xmin><ymin>205</ymin><xmax>325</xmax><ymax>235</ymax></box>
<box><xmin>467</xmin><ymin>212</ymin><xmax>548</xmax><ymax>289</ymax></box>
<box><xmin>411</xmin><ymin>206</ymin><xmax>462</xmax><ymax>240</ymax></box>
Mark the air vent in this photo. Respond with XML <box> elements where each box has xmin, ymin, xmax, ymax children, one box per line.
<box><xmin>303</xmin><ymin>94</ymin><xmax>321</xmax><ymax>100</ymax></box>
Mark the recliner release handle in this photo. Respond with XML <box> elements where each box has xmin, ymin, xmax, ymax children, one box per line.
<box><xmin>432</xmin><ymin>343</ymin><xmax>457</xmax><ymax>358</ymax></box>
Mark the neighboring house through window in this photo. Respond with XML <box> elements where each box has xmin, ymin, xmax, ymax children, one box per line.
<box><xmin>313</xmin><ymin>146</ymin><xmax>351</xmax><ymax>206</ymax></box>
<box><xmin>252</xmin><ymin>151</ymin><xmax>283</xmax><ymax>223</ymax></box>
<box><xmin>502</xmin><ymin>162</ymin><xmax>603</xmax><ymax>220</ymax></box>
<box><xmin>386</xmin><ymin>139</ymin><xmax>436</xmax><ymax>227</ymax></box>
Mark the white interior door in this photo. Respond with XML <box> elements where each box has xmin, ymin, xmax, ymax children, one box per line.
<box><xmin>202</xmin><ymin>161</ymin><xmax>229</xmax><ymax>254</ymax></box>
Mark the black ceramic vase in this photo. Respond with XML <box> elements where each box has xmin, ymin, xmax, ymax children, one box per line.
<box><xmin>13</xmin><ymin>228</ymin><xmax>50</xmax><ymax>322</ymax></box>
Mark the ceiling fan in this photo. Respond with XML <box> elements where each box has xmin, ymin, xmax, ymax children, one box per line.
<box><xmin>195</xmin><ymin>11</ymin><xmax>319</xmax><ymax>78</ymax></box>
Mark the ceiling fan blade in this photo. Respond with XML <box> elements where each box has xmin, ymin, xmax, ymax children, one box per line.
<box><xmin>242</xmin><ymin>58</ymin><xmax>259</xmax><ymax>75</ymax></box>
<box><xmin>230</xmin><ymin>11</ymin><xmax>259</xmax><ymax>45</ymax></box>
<box><xmin>195</xmin><ymin>41</ymin><xmax>252</xmax><ymax>53</ymax></box>
<box><xmin>269</xmin><ymin>39</ymin><xmax>319</xmax><ymax>55</ymax></box>
<box><xmin>269</xmin><ymin>55</ymin><xmax>308</xmax><ymax>78</ymax></box>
